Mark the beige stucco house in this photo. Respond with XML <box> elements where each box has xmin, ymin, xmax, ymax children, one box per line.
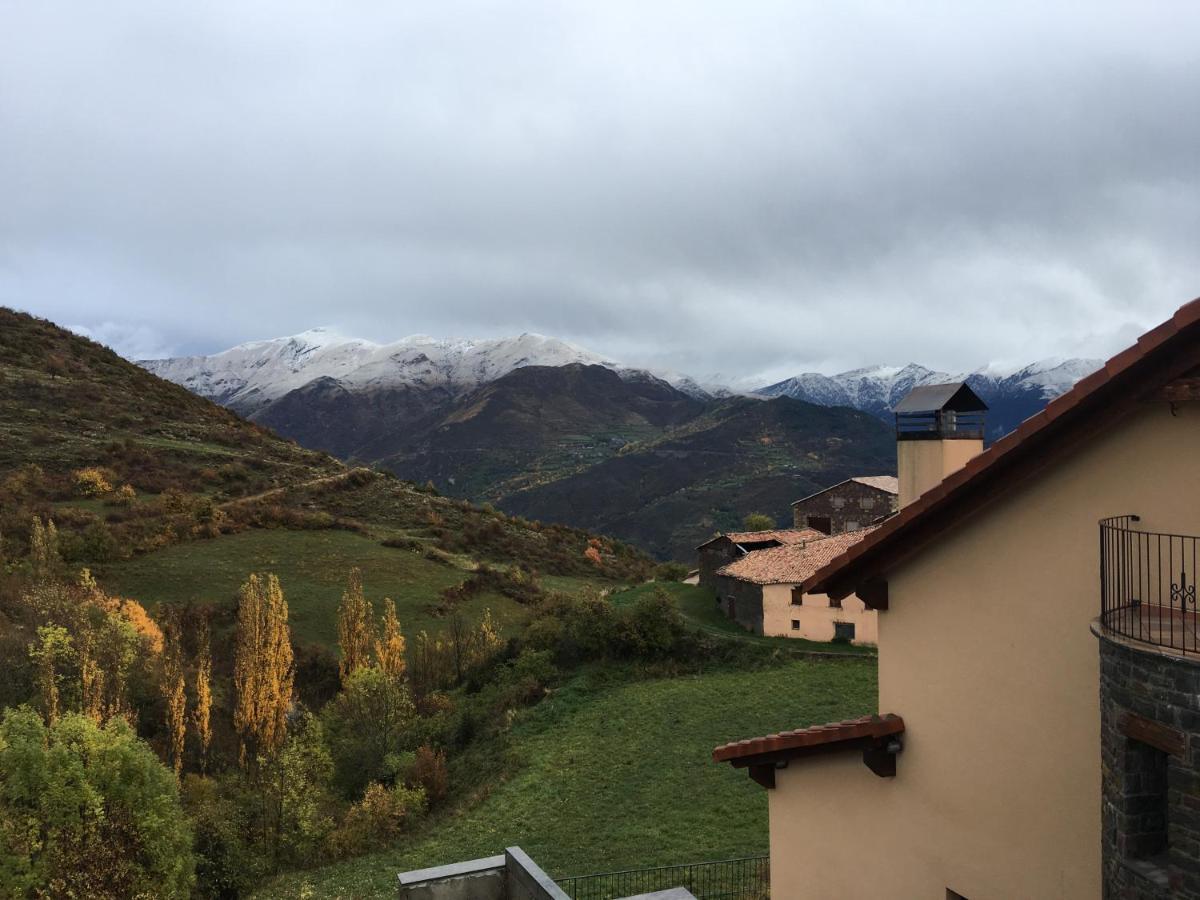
<box><xmin>714</xmin><ymin>299</ymin><xmax>1200</xmax><ymax>899</ymax></box>
<box><xmin>713</xmin><ymin>529</ymin><xmax>879</xmax><ymax>644</ymax></box>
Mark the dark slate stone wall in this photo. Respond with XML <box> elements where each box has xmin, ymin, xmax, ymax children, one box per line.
<box><xmin>713</xmin><ymin>573</ymin><xmax>765</xmax><ymax>634</ymax></box>
<box><xmin>1100</xmin><ymin>636</ymin><xmax>1200</xmax><ymax>899</ymax></box>
<box><xmin>698</xmin><ymin>540</ymin><xmax>738</xmax><ymax>591</ymax></box>
<box><xmin>792</xmin><ymin>481</ymin><xmax>897</xmax><ymax>534</ymax></box>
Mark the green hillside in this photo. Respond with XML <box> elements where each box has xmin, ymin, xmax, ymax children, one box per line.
<box><xmin>258</xmin><ymin>657</ymin><xmax>877</xmax><ymax>899</ymax></box>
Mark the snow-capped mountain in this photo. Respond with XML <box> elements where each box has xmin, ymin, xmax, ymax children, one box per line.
<box><xmin>141</xmin><ymin>329</ymin><xmax>628</xmax><ymax>414</ymax></box>
<box><xmin>758</xmin><ymin>358</ymin><xmax>1103</xmax><ymax>436</ymax></box>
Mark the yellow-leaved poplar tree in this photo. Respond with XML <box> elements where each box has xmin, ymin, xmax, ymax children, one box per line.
<box><xmin>161</xmin><ymin>619</ymin><xmax>187</xmax><ymax>776</ymax></box>
<box><xmin>29</xmin><ymin>516</ymin><xmax>61</xmax><ymax>581</ymax></box>
<box><xmin>233</xmin><ymin>573</ymin><xmax>294</xmax><ymax>767</ymax></box>
<box><xmin>374</xmin><ymin>598</ymin><xmax>406</xmax><ymax>678</ymax></box>
<box><xmin>336</xmin><ymin>567</ymin><xmax>374</xmax><ymax>684</ymax></box>
<box><xmin>194</xmin><ymin>619</ymin><xmax>213</xmax><ymax>772</ymax></box>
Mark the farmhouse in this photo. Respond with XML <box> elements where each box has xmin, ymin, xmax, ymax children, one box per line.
<box><xmin>713</xmin><ymin>528</ymin><xmax>879</xmax><ymax>643</ymax></box>
<box><xmin>695</xmin><ymin>528</ymin><xmax>823</xmax><ymax>591</ymax></box>
<box><xmin>791</xmin><ymin>475</ymin><xmax>898</xmax><ymax>534</ymax></box>
<box><xmin>714</xmin><ymin>298</ymin><xmax>1200</xmax><ymax>899</ymax></box>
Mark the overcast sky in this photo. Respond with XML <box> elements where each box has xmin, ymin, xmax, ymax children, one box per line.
<box><xmin>2</xmin><ymin>2</ymin><xmax>1198</xmax><ymax>384</ymax></box>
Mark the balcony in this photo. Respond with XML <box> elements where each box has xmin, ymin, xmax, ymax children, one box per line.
<box><xmin>1099</xmin><ymin>515</ymin><xmax>1200</xmax><ymax>656</ymax></box>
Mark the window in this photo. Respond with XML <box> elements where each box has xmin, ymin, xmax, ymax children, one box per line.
<box><xmin>833</xmin><ymin>622</ymin><xmax>855</xmax><ymax>642</ymax></box>
<box><xmin>791</xmin><ymin>620</ymin><xmax>800</xmax><ymax>630</ymax></box>
<box><xmin>860</xmin><ymin>496</ymin><xmax>875</xmax><ymax>509</ymax></box>
<box><xmin>805</xmin><ymin>515</ymin><xmax>832</xmax><ymax>535</ymax></box>
<box><xmin>791</xmin><ymin>587</ymin><xmax>803</xmax><ymax>606</ymax></box>
<box><xmin>1123</xmin><ymin>738</ymin><xmax>1169</xmax><ymax>861</ymax></box>
<box><xmin>829</xmin><ymin>595</ymin><xmax>842</xmax><ymax>609</ymax></box>
<box><xmin>830</xmin><ymin>497</ymin><xmax>846</xmax><ymax>509</ymax></box>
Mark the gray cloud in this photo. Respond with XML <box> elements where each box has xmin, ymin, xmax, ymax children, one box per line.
<box><xmin>2</xmin><ymin>1</ymin><xmax>1197</xmax><ymax>383</ymax></box>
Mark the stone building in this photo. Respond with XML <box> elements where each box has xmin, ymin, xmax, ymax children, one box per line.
<box><xmin>790</xmin><ymin>476</ymin><xmax>898</xmax><ymax>534</ymax></box>
<box><xmin>713</xmin><ymin>300</ymin><xmax>1200</xmax><ymax>899</ymax></box>
<box><xmin>695</xmin><ymin>528</ymin><xmax>822</xmax><ymax>591</ymax></box>
<box><xmin>713</xmin><ymin>528</ymin><xmax>878</xmax><ymax>644</ymax></box>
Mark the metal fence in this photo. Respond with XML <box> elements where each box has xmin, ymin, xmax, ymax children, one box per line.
<box><xmin>1100</xmin><ymin>514</ymin><xmax>1199</xmax><ymax>655</ymax></box>
<box><xmin>556</xmin><ymin>855</ymin><xmax>769</xmax><ymax>900</ymax></box>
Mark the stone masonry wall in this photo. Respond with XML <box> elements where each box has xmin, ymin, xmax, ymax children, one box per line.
<box><xmin>792</xmin><ymin>481</ymin><xmax>896</xmax><ymax>534</ymax></box>
<box><xmin>1099</xmin><ymin>636</ymin><xmax>1200</xmax><ymax>899</ymax></box>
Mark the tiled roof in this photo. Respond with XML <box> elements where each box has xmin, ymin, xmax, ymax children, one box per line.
<box><xmin>697</xmin><ymin>528</ymin><xmax>824</xmax><ymax>550</ymax></box>
<box><xmin>713</xmin><ymin>714</ymin><xmax>905</xmax><ymax>764</ymax></box>
<box><xmin>804</xmin><ymin>296</ymin><xmax>1200</xmax><ymax>600</ymax></box>
<box><xmin>716</xmin><ymin>527</ymin><xmax>878</xmax><ymax>585</ymax></box>
<box><xmin>791</xmin><ymin>475</ymin><xmax>898</xmax><ymax>506</ymax></box>
<box><xmin>850</xmin><ymin>475</ymin><xmax>899</xmax><ymax>494</ymax></box>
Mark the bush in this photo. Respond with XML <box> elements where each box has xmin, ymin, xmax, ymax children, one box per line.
<box><xmin>72</xmin><ymin>467</ymin><xmax>113</xmax><ymax>497</ymax></box>
<box><xmin>327</xmin><ymin>782</ymin><xmax>426</xmax><ymax>858</ymax></box>
<box><xmin>654</xmin><ymin>561</ymin><xmax>690</xmax><ymax>582</ymax></box>
<box><xmin>322</xmin><ymin>668</ymin><xmax>417</xmax><ymax>797</ymax></box>
<box><xmin>0</xmin><ymin>708</ymin><xmax>195</xmax><ymax>898</ymax></box>
<box><xmin>407</xmin><ymin>745</ymin><xmax>449</xmax><ymax>807</ymax></box>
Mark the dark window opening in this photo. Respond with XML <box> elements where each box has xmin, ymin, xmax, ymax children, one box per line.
<box><xmin>805</xmin><ymin>515</ymin><xmax>832</xmax><ymax>535</ymax></box>
<box><xmin>829</xmin><ymin>595</ymin><xmax>842</xmax><ymax>609</ymax></box>
<box><xmin>791</xmin><ymin>620</ymin><xmax>800</xmax><ymax>631</ymax></box>
<box><xmin>1124</xmin><ymin>738</ymin><xmax>1169</xmax><ymax>862</ymax></box>
<box><xmin>833</xmin><ymin>622</ymin><xmax>855</xmax><ymax>642</ymax></box>
<box><xmin>791</xmin><ymin>587</ymin><xmax>803</xmax><ymax>606</ymax></box>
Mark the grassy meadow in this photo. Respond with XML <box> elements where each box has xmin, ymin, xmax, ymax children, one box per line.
<box><xmin>98</xmin><ymin>529</ymin><xmax>534</xmax><ymax>646</ymax></box>
<box><xmin>257</xmin><ymin>655</ymin><xmax>878</xmax><ymax>899</ymax></box>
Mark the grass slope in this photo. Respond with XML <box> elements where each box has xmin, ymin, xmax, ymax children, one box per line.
<box><xmin>98</xmin><ymin>529</ymin><xmax>529</xmax><ymax>646</ymax></box>
<box><xmin>258</xmin><ymin>657</ymin><xmax>877</xmax><ymax>899</ymax></box>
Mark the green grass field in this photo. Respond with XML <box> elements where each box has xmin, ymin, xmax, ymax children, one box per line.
<box><xmin>612</xmin><ymin>582</ymin><xmax>875</xmax><ymax>655</ymax></box>
<box><xmin>98</xmin><ymin>529</ymin><xmax>530</xmax><ymax>646</ymax></box>
<box><xmin>257</xmin><ymin>656</ymin><xmax>877</xmax><ymax>899</ymax></box>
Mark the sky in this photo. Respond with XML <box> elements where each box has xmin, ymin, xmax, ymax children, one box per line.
<box><xmin>2</xmin><ymin>2</ymin><xmax>1198</xmax><ymax>386</ymax></box>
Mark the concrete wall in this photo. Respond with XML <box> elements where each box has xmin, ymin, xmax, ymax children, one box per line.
<box><xmin>761</xmin><ymin>583</ymin><xmax>877</xmax><ymax>645</ymax></box>
<box><xmin>399</xmin><ymin>856</ymin><xmax>506</xmax><ymax>900</ymax></box>
<box><xmin>897</xmin><ymin>436</ymin><xmax>982</xmax><ymax>508</ymax></box>
<box><xmin>766</xmin><ymin>402</ymin><xmax>1200</xmax><ymax>899</ymax></box>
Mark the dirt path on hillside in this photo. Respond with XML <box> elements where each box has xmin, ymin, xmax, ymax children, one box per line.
<box><xmin>217</xmin><ymin>469</ymin><xmax>372</xmax><ymax>510</ymax></box>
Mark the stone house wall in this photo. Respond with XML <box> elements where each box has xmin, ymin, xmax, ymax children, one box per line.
<box><xmin>792</xmin><ymin>481</ymin><xmax>897</xmax><ymax>534</ymax></box>
<box><xmin>1099</xmin><ymin>635</ymin><xmax>1200</xmax><ymax>899</ymax></box>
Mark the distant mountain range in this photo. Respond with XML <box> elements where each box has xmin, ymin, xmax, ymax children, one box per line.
<box><xmin>758</xmin><ymin>358</ymin><xmax>1102</xmax><ymax>439</ymax></box>
<box><xmin>140</xmin><ymin>330</ymin><xmax>1101</xmax><ymax>558</ymax></box>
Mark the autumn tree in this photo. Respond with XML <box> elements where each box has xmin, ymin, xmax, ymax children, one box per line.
<box><xmin>193</xmin><ymin>618</ymin><xmax>213</xmax><ymax>772</ymax></box>
<box><xmin>742</xmin><ymin>512</ymin><xmax>775</xmax><ymax>532</ymax></box>
<box><xmin>374</xmin><ymin>598</ymin><xmax>406</xmax><ymax>679</ymax></box>
<box><xmin>233</xmin><ymin>573</ymin><xmax>294</xmax><ymax>766</ymax></box>
<box><xmin>29</xmin><ymin>516</ymin><xmax>61</xmax><ymax>581</ymax></box>
<box><xmin>161</xmin><ymin>618</ymin><xmax>187</xmax><ymax>776</ymax></box>
<box><xmin>336</xmin><ymin>567</ymin><xmax>373</xmax><ymax>684</ymax></box>
<box><xmin>29</xmin><ymin>625</ymin><xmax>72</xmax><ymax>725</ymax></box>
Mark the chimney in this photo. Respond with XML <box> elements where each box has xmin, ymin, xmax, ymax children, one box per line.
<box><xmin>893</xmin><ymin>382</ymin><xmax>988</xmax><ymax>508</ymax></box>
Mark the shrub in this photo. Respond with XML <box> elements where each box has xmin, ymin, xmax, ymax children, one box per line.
<box><xmin>407</xmin><ymin>745</ymin><xmax>449</xmax><ymax>807</ymax></box>
<box><xmin>653</xmin><ymin>561</ymin><xmax>690</xmax><ymax>582</ymax></box>
<box><xmin>327</xmin><ymin>782</ymin><xmax>426</xmax><ymax>858</ymax></box>
<box><xmin>0</xmin><ymin>708</ymin><xmax>195</xmax><ymax>898</ymax></box>
<box><xmin>322</xmin><ymin>667</ymin><xmax>417</xmax><ymax>797</ymax></box>
<box><xmin>72</xmin><ymin>467</ymin><xmax>113</xmax><ymax>497</ymax></box>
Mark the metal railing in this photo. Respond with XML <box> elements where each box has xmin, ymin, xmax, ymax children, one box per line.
<box><xmin>1100</xmin><ymin>515</ymin><xmax>1199</xmax><ymax>655</ymax></box>
<box><xmin>556</xmin><ymin>856</ymin><xmax>769</xmax><ymax>900</ymax></box>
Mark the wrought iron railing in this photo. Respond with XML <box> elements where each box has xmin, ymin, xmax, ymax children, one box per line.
<box><xmin>556</xmin><ymin>855</ymin><xmax>769</xmax><ymax>900</ymax></box>
<box><xmin>1100</xmin><ymin>515</ymin><xmax>1199</xmax><ymax>655</ymax></box>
